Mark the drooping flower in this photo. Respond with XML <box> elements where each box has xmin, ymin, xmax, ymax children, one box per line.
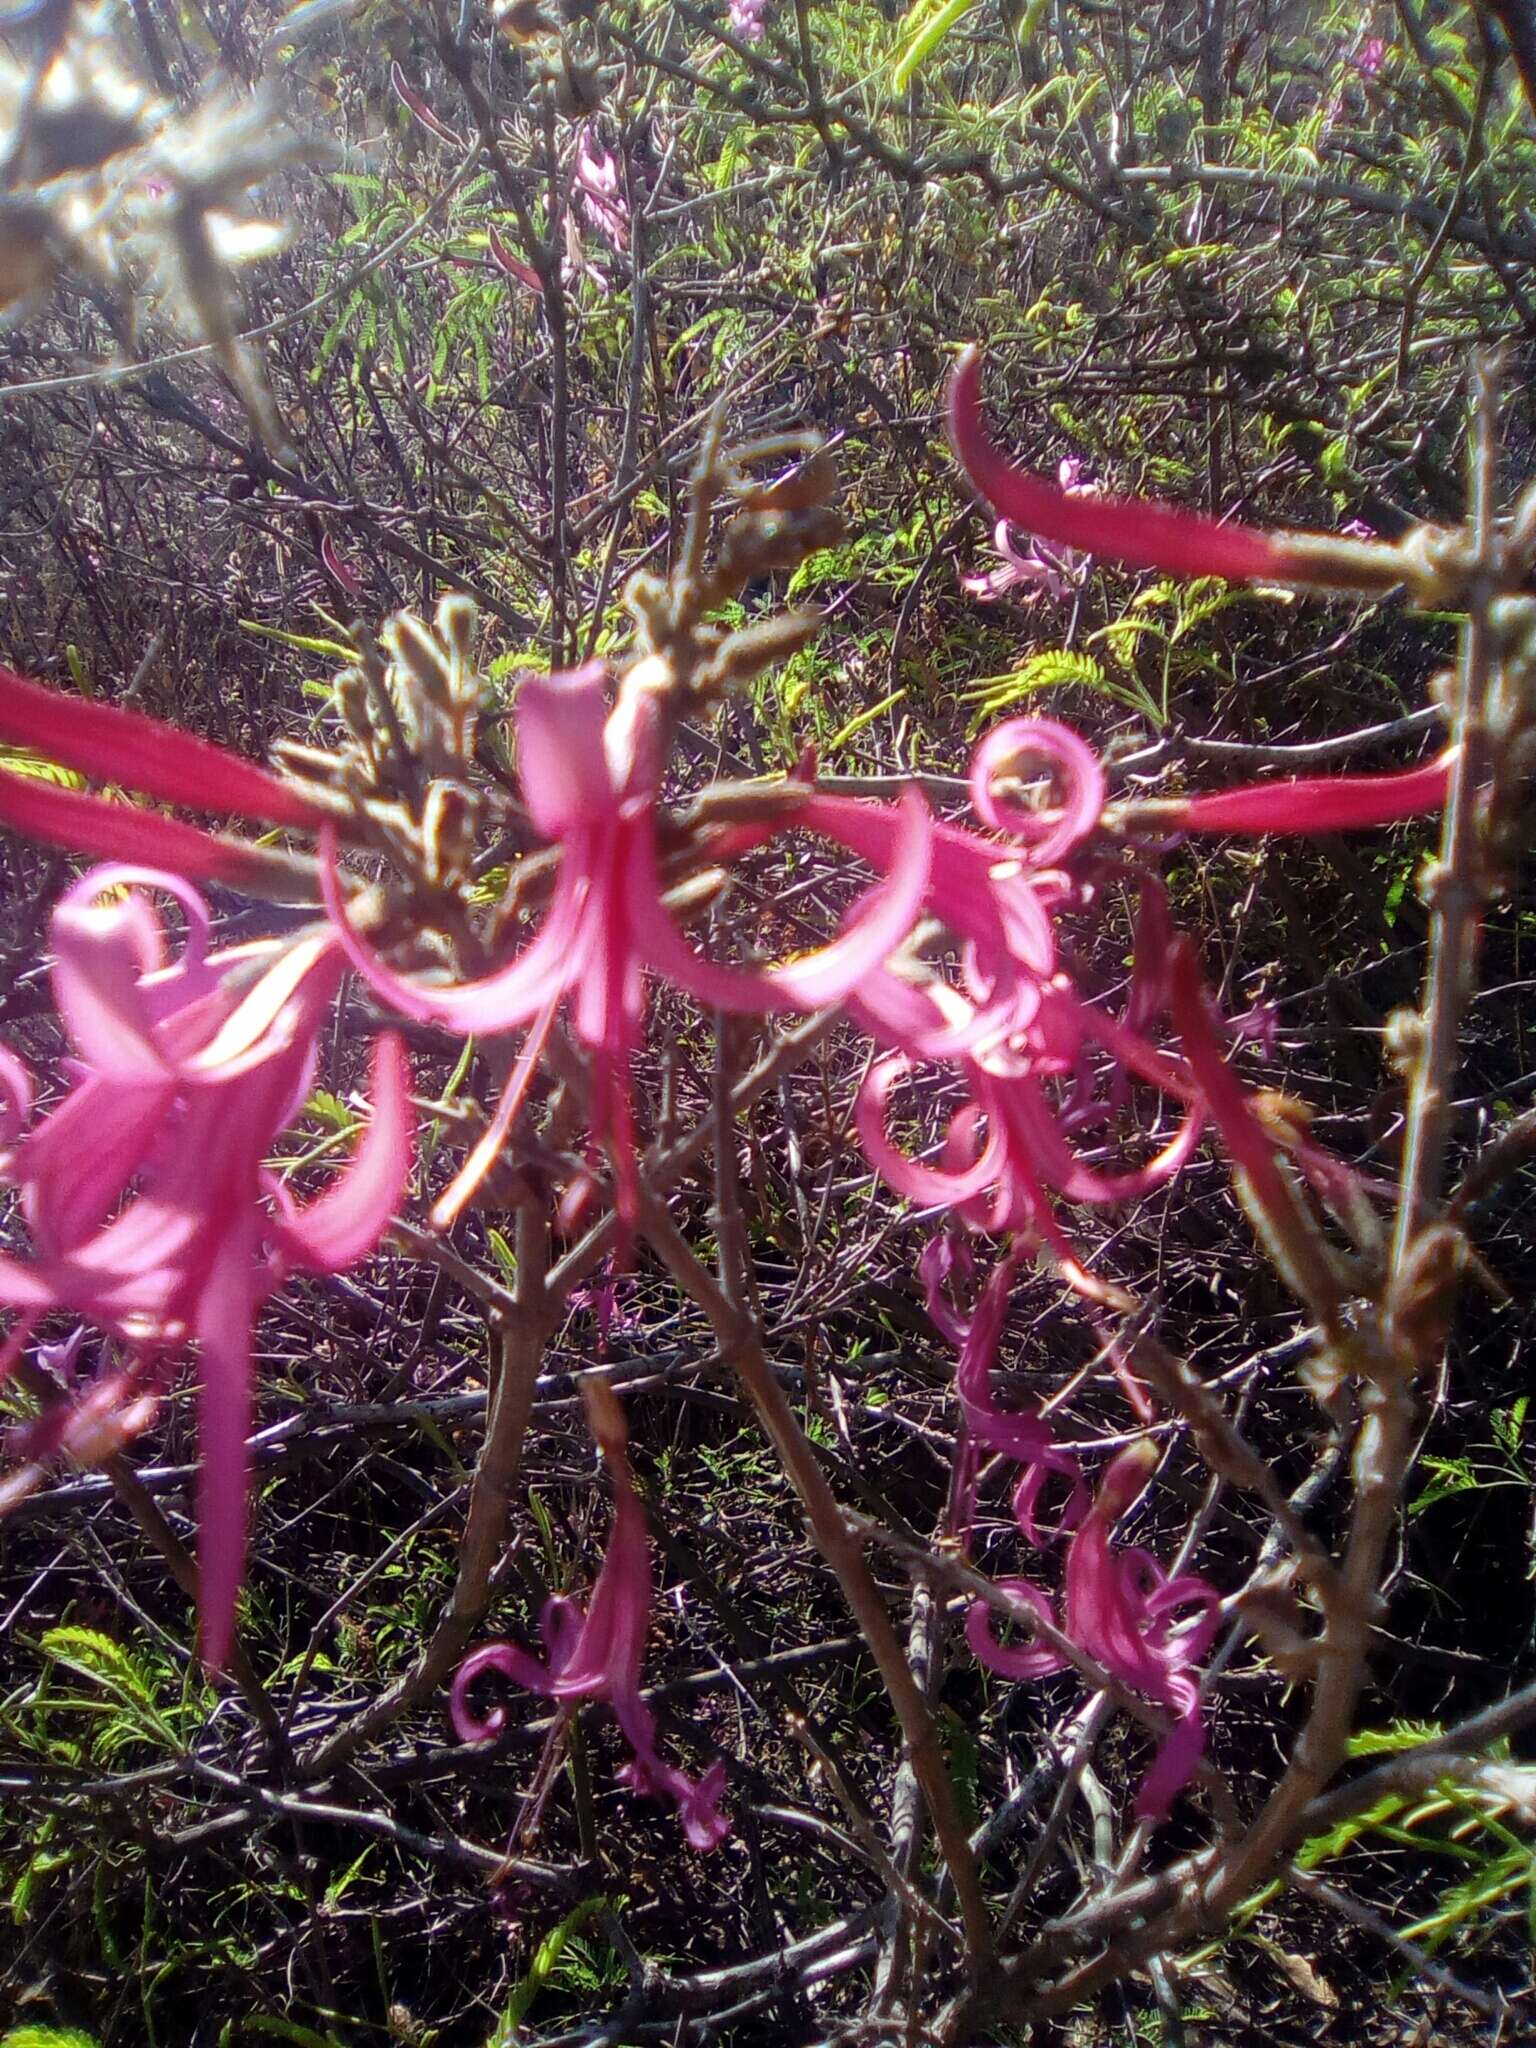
<box><xmin>322</xmin><ymin>661</ymin><xmax>932</xmax><ymax>1227</ymax></box>
<box><xmin>949</xmin><ymin>347</ymin><xmax>1410</xmax><ymax>595</ymax></box>
<box><xmin>920</xmin><ymin>1235</ymin><xmax>1085</xmax><ymax>1544</ymax></box>
<box><xmin>0</xmin><ymin>866</ymin><xmax>413</xmax><ymax>1668</ymax></box>
<box><xmin>968</xmin><ymin>1439</ymin><xmax>1221</xmax><ymax>1821</ymax></box>
<box><xmin>451</xmin><ymin>1379</ymin><xmax>729</xmax><ymax>1851</ymax></box>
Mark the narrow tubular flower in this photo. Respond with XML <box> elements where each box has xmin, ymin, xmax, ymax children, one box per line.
<box><xmin>950</xmin><ymin>347</ymin><xmax>1287</xmax><ymax>583</ymax></box>
<box><xmin>1169</xmin><ymin>751</ymin><xmax>1453</xmax><ymax>834</ymax></box>
<box><xmin>0</xmin><ymin>867</ymin><xmax>413</xmax><ymax>1668</ymax></box>
<box><xmin>949</xmin><ymin>347</ymin><xmax>1407</xmax><ymax>593</ymax></box>
<box><xmin>450</xmin><ymin>1380</ymin><xmax>729</xmax><ymax>1851</ymax></box>
<box><xmin>920</xmin><ymin>1237</ymin><xmax>1085</xmax><ymax>1545</ymax></box>
<box><xmin>0</xmin><ymin>664</ymin><xmax>327</xmax><ymax>886</ymax></box>
<box><xmin>0</xmin><ymin>664</ymin><xmax>327</xmax><ymax>826</ymax></box>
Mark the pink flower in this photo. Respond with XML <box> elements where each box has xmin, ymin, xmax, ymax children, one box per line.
<box><xmin>1352</xmin><ymin>34</ymin><xmax>1386</xmax><ymax>77</ymax></box>
<box><xmin>451</xmin><ymin>1382</ymin><xmax>728</xmax><ymax>1850</ymax></box>
<box><xmin>1169</xmin><ymin>752</ymin><xmax>1452</xmax><ymax>835</ymax></box>
<box><xmin>962</xmin><ymin>463</ymin><xmax>1100</xmax><ymax>605</ymax></box>
<box><xmin>820</xmin><ymin>724</ymin><xmax>1203</xmax><ymax>1279</ymax></box>
<box><xmin>574</xmin><ymin>126</ymin><xmax>629</xmax><ymax>254</ymax></box>
<box><xmin>949</xmin><ymin>349</ymin><xmax>1418</xmax><ymax>595</ymax></box>
<box><xmin>0</xmin><ymin>867</ymin><xmax>413</xmax><ymax>1668</ymax></box>
<box><xmin>728</xmin><ymin>0</ymin><xmax>769</xmax><ymax>39</ymax></box>
<box><xmin>322</xmin><ymin>661</ymin><xmax>932</xmax><ymax>1228</ymax></box>
<box><xmin>0</xmin><ymin>663</ymin><xmax>328</xmax><ymax>886</ymax></box>
<box><xmin>920</xmin><ymin>1236</ymin><xmax>1085</xmax><ymax>1545</ymax></box>
<box><xmin>968</xmin><ymin>1440</ymin><xmax>1221</xmax><ymax>1821</ymax></box>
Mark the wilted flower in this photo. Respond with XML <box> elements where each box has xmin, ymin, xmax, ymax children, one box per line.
<box><xmin>451</xmin><ymin>1380</ymin><xmax>729</xmax><ymax>1850</ymax></box>
<box><xmin>573</xmin><ymin>124</ymin><xmax>629</xmax><ymax>254</ymax></box>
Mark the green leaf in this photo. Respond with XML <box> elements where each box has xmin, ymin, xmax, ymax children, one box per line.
<box><xmin>490</xmin><ymin>1896</ymin><xmax>609</xmax><ymax>2043</ymax></box>
<box><xmin>892</xmin><ymin>0</ymin><xmax>979</xmax><ymax>92</ymax></box>
<box><xmin>237</xmin><ymin>621</ymin><xmax>356</xmax><ymax>661</ymax></box>
<box><xmin>2</xmin><ymin>2029</ymin><xmax>104</xmax><ymax>2048</ymax></box>
<box><xmin>0</xmin><ymin>746</ymin><xmax>86</xmax><ymax>791</ymax></box>
<box><xmin>40</xmin><ymin>1627</ymin><xmax>153</xmax><ymax>1708</ymax></box>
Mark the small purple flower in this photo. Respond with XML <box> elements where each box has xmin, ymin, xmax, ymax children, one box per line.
<box><xmin>961</xmin><ymin>459</ymin><xmax>1101</xmax><ymax>605</ymax></box>
<box><xmin>1352</xmin><ymin>34</ymin><xmax>1386</xmax><ymax>78</ymax></box>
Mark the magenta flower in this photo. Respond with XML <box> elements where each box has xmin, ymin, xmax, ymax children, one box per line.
<box><xmin>949</xmin><ymin>348</ymin><xmax>1413</xmax><ymax>594</ymax></box>
<box><xmin>323</xmin><ymin>661</ymin><xmax>931</xmax><ymax>1227</ymax></box>
<box><xmin>920</xmin><ymin>1236</ymin><xmax>1085</xmax><ymax>1545</ymax></box>
<box><xmin>1167</xmin><ymin>751</ymin><xmax>1452</xmax><ymax>835</ymax></box>
<box><xmin>821</xmin><ymin>724</ymin><xmax>1204</xmax><ymax>1281</ymax></box>
<box><xmin>451</xmin><ymin>1383</ymin><xmax>729</xmax><ymax>1851</ymax></box>
<box><xmin>0</xmin><ymin>866</ymin><xmax>413</xmax><ymax>1669</ymax></box>
<box><xmin>0</xmin><ymin>663</ymin><xmax>328</xmax><ymax>886</ymax></box>
<box><xmin>968</xmin><ymin>1440</ymin><xmax>1221</xmax><ymax>1821</ymax></box>
<box><xmin>962</xmin><ymin>462</ymin><xmax>1100</xmax><ymax>605</ymax></box>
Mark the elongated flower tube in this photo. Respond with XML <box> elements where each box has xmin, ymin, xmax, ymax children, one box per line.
<box><xmin>450</xmin><ymin>1379</ymin><xmax>729</xmax><ymax>1851</ymax></box>
<box><xmin>0</xmin><ymin>664</ymin><xmax>328</xmax><ymax>888</ymax></box>
<box><xmin>0</xmin><ymin>867</ymin><xmax>413</xmax><ymax>1669</ymax></box>
<box><xmin>1166</xmin><ymin>750</ymin><xmax>1453</xmax><ymax>835</ymax></box>
<box><xmin>950</xmin><ymin>347</ymin><xmax>1414</xmax><ymax>595</ymax></box>
<box><xmin>323</xmin><ymin>662</ymin><xmax>932</xmax><ymax>1224</ymax></box>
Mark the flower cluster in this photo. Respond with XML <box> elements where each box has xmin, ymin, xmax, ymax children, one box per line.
<box><xmin>0</xmin><ymin>343</ymin><xmax>1460</xmax><ymax>1837</ymax></box>
<box><xmin>926</xmin><ymin>1244</ymin><xmax>1220</xmax><ymax>1819</ymax></box>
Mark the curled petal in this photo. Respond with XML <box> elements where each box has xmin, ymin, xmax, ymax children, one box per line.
<box><xmin>319</xmin><ymin>824</ymin><xmax>583</xmax><ymax>1032</ymax></box>
<box><xmin>950</xmin><ymin>348</ymin><xmax>1288</xmax><ymax>584</ymax></box>
<box><xmin>49</xmin><ymin>868</ymin><xmax>211</xmax><ymax>1083</ymax></box>
<box><xmin>634</xmin><ymin>788</ymin><xmax>934</xmax><ymax>1014</ymax></box>
<box><xmin>450</xmin><ymin>1640</ymin><xmax>560</xmax><ymax>1740</ymax></box>
<box><xmin>966</xmin><ymin>1579</ymin><xmax>1069</xmax><ymax>1680</ymax></box>
<box><xmin>0</xmin><ymin>665</ymin><xmax>326</xmax><ymax>827</ymax></box>
<box><xmin>0</xmin><ymin>1045</ymin><xmax>32</xmax><ymax>1148</ymax></box>
<box><xmin>856</xmin><ymin>1056</ymin><xmax>1003</xmax><ymax>1207</ymax></box>
<box><xmin>276</xmin><ymin>1032</ymin><xmax>413</xmax><ymax>1272</ymax></box>
<box><xmin>969</xmin><ymin>718</ymin><xmax>1106</xmax><ymax>867</ymax></box>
